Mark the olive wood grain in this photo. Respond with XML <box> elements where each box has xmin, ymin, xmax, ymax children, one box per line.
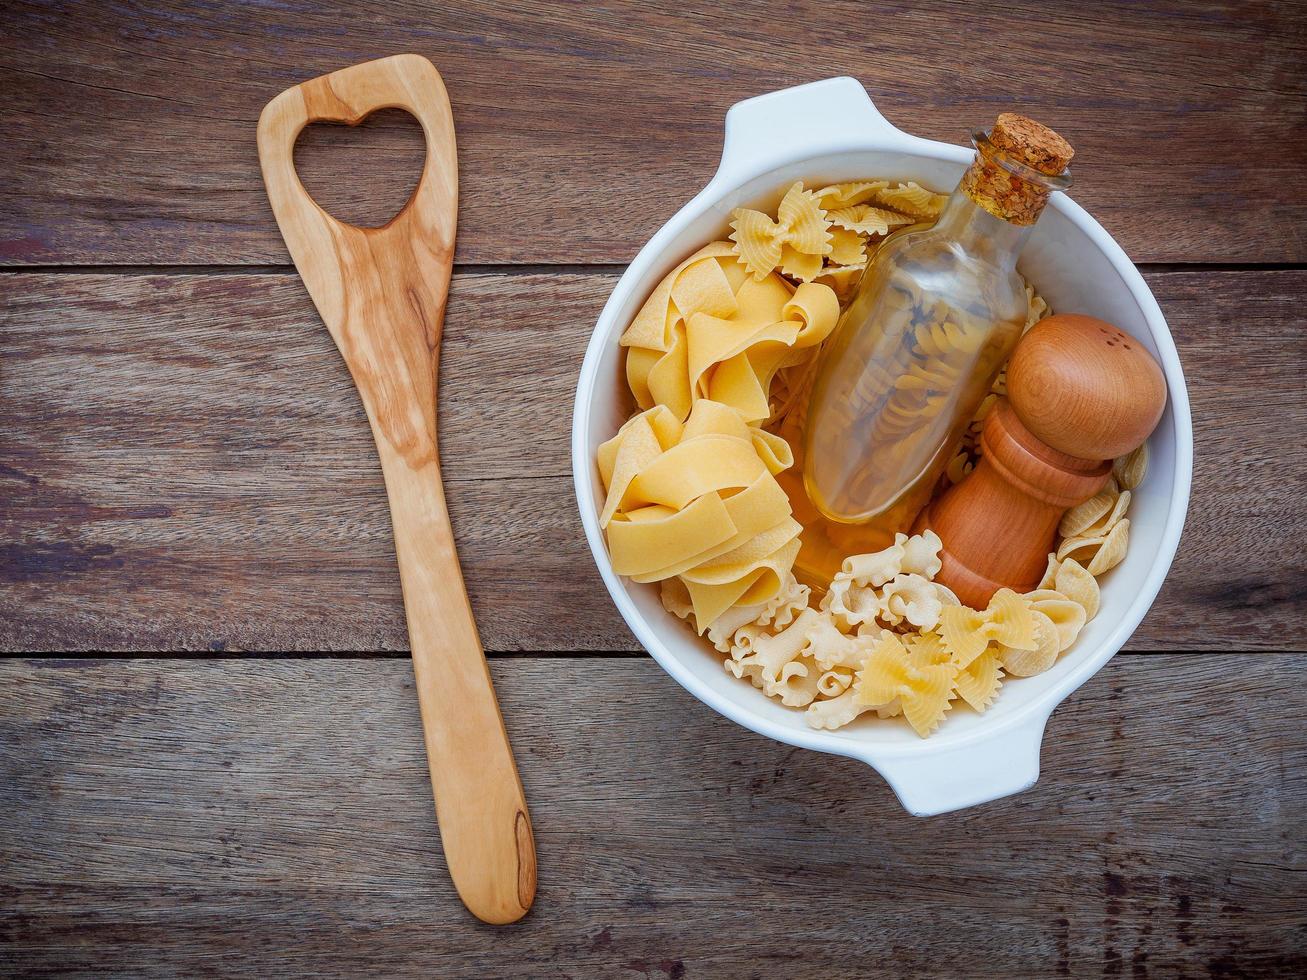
<box><xmin>0</xmin><ymin>270</ymin><xmax>1302</xmax><ymax>652</ymax></box>
<box><xmin>920</xmin><ymin>315</ymin><xmax>1167</xmax><ymax>607</ymax></box>
<box><xmin>2</xmin><ymin>657</ymin><xmax>1303</xmax><ymax>977</ymax></box>
<box><xmin>257</xmin><ymin>54</ymin><xmax>534</xmax><ymax>924</ymax></box>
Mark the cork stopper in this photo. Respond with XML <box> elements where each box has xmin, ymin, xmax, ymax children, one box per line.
<box><xmin>960</xmin><ymin>113</ymin><xmax>1074</xmax><ymax>226</ymax></box>
<box><xmin>991</xmin><ymin>113</ymin><xmax>1075</xmax><ymax>176</ymax></box>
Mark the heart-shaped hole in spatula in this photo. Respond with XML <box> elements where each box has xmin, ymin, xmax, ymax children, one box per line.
<box><xmin>293</xmin><ymin>107</ymin><xmax>426</xmax><ymax>228</ymax></box>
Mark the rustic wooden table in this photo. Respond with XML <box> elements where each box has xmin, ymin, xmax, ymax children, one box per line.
<box><xmin>3</xmin><ymin>1</ymin><xmax>1305</xmax><ymax>975</ymax></box>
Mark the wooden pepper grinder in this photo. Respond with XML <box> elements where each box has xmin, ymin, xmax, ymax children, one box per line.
<box><xmin>915</xmin><ymin>313</ymin><xmax>1167</xmax><ymax>608</ymax></box>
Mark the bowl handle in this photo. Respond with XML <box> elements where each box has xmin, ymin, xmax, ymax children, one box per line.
<box><xmin>865</xmin><ymin>711</ymin><xmax>1052</xmax><ymax>816</ymax></box>
<box><xmin>713</xmin><ymin>76</ymin><xmax>924</xmax><ymax>187</ymax></box>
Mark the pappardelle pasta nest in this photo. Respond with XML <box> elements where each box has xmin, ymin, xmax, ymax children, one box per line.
<box><xmin>597</xmin><ymin>179</ymin><xmax>1144</xmax><ymax>738</ymax></box>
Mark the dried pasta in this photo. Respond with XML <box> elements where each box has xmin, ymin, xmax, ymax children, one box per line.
<box><xmin>853</xmin><ymin>630</ymin><xmax>959</xmax><ymax>737</ymax></box>
<box><xmin>729</xmin><ymin>182</ymin><xmax>832</xmax><ymax>282</ymax></box>
<box><xmin>599</xmin><ymin>175</ymin><xmax>1147</xmax><ymax>739</ymax></box>
<box><xmin>1052</xmin><ymin>558</ymin><xmax>1100</xmax><ymax>620</ymax></box>
<box><xmin>878</xmin><ymin>573</ymin><xmax>950</xmax><ymax>630</ymax></box>
<box><xmin>873</xmin><ymin>181</ymin><xmax>949</xmax><ymax>219</ymax></box>
<box><xmin>828</xmin><ymin>205</ymin><xmax>915</xmax><ymax>237</ymax></box>
<box><xmin>821</xmin><ymin>530</ymin><xmax>952</xmax><ymax>632</ymax></box>
<box><xmin>1058</xmin><ymin>518</ymin><xmax>1130</xmax><ymax>576</ymax></box>
<box><xmin>938</xmin><ymin>589</ymin><xmax>1037</xmax><ymax>669</ymax></box>
<box><xmin>813</xmin><ymin>181</ymin><xmax>889</xmax><ymax>209</ymax></box>
<box><xmin>600</xmin><ymin>400</ymin><xmax>802</xmax><ymax>629</ymax></box>
<box><xmin>954</xmin><ymin>647</ymin><xmax>1004</xmax><ymax>712</ymax></box>
<box><xmin>1001</xmin><ymin>609</ymin><xmax>1061</xmax><ymax>677</ymax></box>
<box><xmin>1023</xmin><ymin>590</ymin><xmax>1088</xmax><ymax>652</ymax></box>
<box><xmin>730</xmin><ymin>179</ymin><xmax>950</xmax><ymax>288</ymax></box>
<box><xmin>806</xmin><ymin>688</ymin><xmax>878</xmax><ymax>730</ymax></box>
<box><xmin>1114</xmin><ymin>443</ymin><xmax>1149</xmax><ymax>490</ymax></box>
<box><xmin>621</xmin><ymin>242</ymin><xmax>840</xmax><ymax>423</ymax></box>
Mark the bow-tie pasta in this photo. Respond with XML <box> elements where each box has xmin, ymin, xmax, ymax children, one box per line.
<box><xmin>730</xmin><ymin>182</ymin><xmax>833</xmax><ymax>282</ymax></box>
<box><xmin>813</xmin><ymin>181</ymin><xmax>889</xmax><ymax>209</ymax></box>
<box><xmin>730</xmin><ymin>180</ymin><xmax>949</xmax><ymax>285</ymax></box>
<box><xmin>938</xmin><ymin>589</ymin><xmax>1037</xmax><ymax>668</ymax></box>
<box><xmin>829</xmin><ymin>204</ymin><xmax>915</xmax><ymax>237</ymax></box>
<box><xmin>853</xmin><ymin>630</ymin><xmax>958</xmax><ymax>737</ymax></box>
<box><xmin>874</xmin><ymin>181</ymin><xmax>949</xmax><ymax>219</ymax></box>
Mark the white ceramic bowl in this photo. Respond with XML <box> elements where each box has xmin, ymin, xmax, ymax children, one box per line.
<box><xmin>571</xmin><ymin>78</ymin><xmax>1192</xmax><ymax>816</ymax></box>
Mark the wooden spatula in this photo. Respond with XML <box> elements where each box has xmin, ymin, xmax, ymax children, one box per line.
<box><xmin>257</xmin><ymin>53</ymin><xmax>536</xmax><ymax>925</ymax></box>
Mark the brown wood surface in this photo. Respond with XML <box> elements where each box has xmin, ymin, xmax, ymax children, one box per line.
<box><xmin>3</xmin><ymin>2</ymin><xmax>1305</xmax><ymax>974</ymax></box>
<box><xmin>2</xmin><ymin>270</ymin><xmax>1303</xmax><ymax>652</ymax></box>
<box><xmin>2</xmin><ymin>1</ymin><xmax>1306</xmax><ymax>266</ymax></box>
<box><xmin>2</xmin><ymin>656</ymin><xmax>1304</xmax><ymax>977</ymax></box>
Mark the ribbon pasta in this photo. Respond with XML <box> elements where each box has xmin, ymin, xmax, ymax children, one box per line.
<box><xmin>599</xmin><ymin>400</ymin><xmax>802</xmax><ymax>630</ymax></box>
<box><xmin>620</xmin><ymin>243</ymin><xmax>840</xmax><ymax>424</ymax></box>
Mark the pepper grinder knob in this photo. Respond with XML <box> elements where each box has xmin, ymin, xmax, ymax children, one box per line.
<box><xmin>1008</xmin><ymin>313</ymin><xmax>1167</xmax><ymax>460</ymax></box>
<box><xmin>916</xmin><ymin>314</ymin><xmax>1167</xmax><ymax>608</ymax></box>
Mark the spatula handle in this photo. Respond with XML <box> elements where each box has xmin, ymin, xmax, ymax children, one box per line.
<box><xmin>379</xmin><ymin>442</ymin><xmax>538</xmax><ymax>926</ymax></box>
<box><xmin>257</xmin><ymin>54</ymin><xmax>536</xmax><ymax>925</ymax></box>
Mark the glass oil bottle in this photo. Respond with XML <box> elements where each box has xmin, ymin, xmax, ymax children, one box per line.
<box><xmin>791</xmin><ymin>113</ymin><xmax>1074</xmax><ymax>584</ymax></box>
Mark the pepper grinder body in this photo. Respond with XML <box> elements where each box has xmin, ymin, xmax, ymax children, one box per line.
<box><xmin>915</xmin><ymin>400</ymin><xmax>1112</xmax><ymax>606</ymax></box>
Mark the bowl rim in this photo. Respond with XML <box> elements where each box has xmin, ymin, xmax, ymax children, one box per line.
<box><xmin>570</xmin><ymin>83</ymin><xmax>1193</xmax><ymax>779</ymax></box>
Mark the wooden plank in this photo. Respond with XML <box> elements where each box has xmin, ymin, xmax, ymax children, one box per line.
<box><xmin>2</xmin><ymin>1</ymin><xmax>1305</xmax><ymax>266</ymax></box>
<box><xmin>0</xmin><ymin>656</ymin><xmax>1303</xmax><ymax>976</ymax></box>
<box><xmin>2</xmin><ymin>270</ymin><xmax>1303</xmax><ymax>652</ymax></box>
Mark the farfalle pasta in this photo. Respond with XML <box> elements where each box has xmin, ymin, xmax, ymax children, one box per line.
<box><xmin>954</xmin><ymin>646</ymin><xmax>1005</xmax><ymax>713</ymax></box>
<box><xmin>938</xmin><ymin>589</ymin><xmax>1037</xmax><ymax>668</ymax></box>
<box><xmin>813</xmin><ymin>181</ymin><xmax>888</xmax><ymax>209</ymax></box>
<box><xmin>598</xmin><ymin>177</ymin><xmax>1147</xmax><ymax>738</ymax></box>
<box><xmin>828</xmin><ymin>205</ymin><xmax>915</xmax><ymax>237</ymax></box>
<box><xmin>853</xmin><ymin>630</ymin><xmax>958</xmax><ymax>737</ymax></box>
<box><xmin>729</xmin><ymin>180</ymin><xmax>948</xmax><ymax>286</ymax></box>
<box><xmin>874</xmin><ymin>181</ymin><xmax>949</xmax><ymax>218</ymax></box>
<box><xmin>729</xmin><ymin>182</ymin><xmax>832</xmax><ymax>282</ymax></box>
